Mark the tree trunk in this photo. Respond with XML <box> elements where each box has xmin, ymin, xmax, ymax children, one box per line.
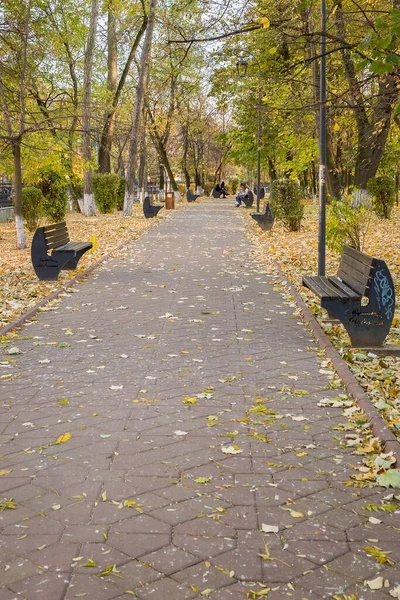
<box><xmin>98</xmin><ymin>6</ymin><xmax>148</xmax><ymax>174</ymax></box>
<box><xmin>335</xmin><ymin>0</ymin><xmax>399</xmax><ymax>197</ymax></box>
<box><xmin>306</xmin><ymin>19</ymin><xmax>341</xmax><ymax>201</ymax></box>
<box><xmin>267</xmin><ymin>157</ymin><xmax>277</xmax><ymax>181</ymax></box>
<box><xmin>159</xmin><ymin>163</ymin><xmax>165</xmax><ymax>201</ymax></box>
<box><xmin>98</xmin><ymin>6</ymin><xmax>117</xmax><ymax>174</ymax></box>
<box><xmin>138</xmin><ymin>123</ymin><xmax>146</xmax><ymax>204</ymax></box>
<box><xmin>12</xmin><ymin>140</ymin><xmax>26</xmax><ymax>249</ymax></box>
<box><xmin>0</xmin><ymin>1</ymin><xmax>31</xmax><ymax>248</ymax></box>
<box><xmin>311</xmin><ymin>159</ymin><xmax>317</xmax><ymax>207</ymax></box>
<box><xmin>82</xmin><ymin>0</ymin><xmax>99</xmax><ymax>216</ymax></box>
<box><xmin>124</xmin><ymin>0</ymin><xmax>157</xmax><ymax>215</ymax></box>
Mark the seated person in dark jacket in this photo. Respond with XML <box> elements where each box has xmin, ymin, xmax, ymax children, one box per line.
<box><xmin>214</xmin><ymin>182</ymin><xmax>228</xmax><ymax>198</ymax></box>
<box><xmin>220</xmin><ymin>181</ymin><xmax>228</xmax><ymax>198</ymax></box>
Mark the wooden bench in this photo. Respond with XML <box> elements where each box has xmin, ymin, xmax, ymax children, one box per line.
<box><xmin>31</xmin><ymin>222</ymin><xmax>92</xmax><ymax>281</ymax></box>
<box><xmin>250</xmin><ymin>202</ymin><xmax>274</xmax><ymax>231</ymax></box>
<box><xmin>302</xmin><ymin>245</ymin><xmax>395</xmax><ymax>347</ymax></box>
<box><xmin>186</xmin><ymin>189</ymin><xmax>199</xmax><ymax>202</ymax></box>
<box><xmin>143</xmin><ymin>196</ymin><xmax>163</xmax><ymax>218</ymax></box>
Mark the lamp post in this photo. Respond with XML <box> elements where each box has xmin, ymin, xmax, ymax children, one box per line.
<box><xmin>236</xmin><ymin>55</ymin><xmax>262</xmax><ymax>213</ymax></box>
<box><xmin>318</xmin><ymin>0</ymin><xmax>327</xmax><ymax>276</ymax></box>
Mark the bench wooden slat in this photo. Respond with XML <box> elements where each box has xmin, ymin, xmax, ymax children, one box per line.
<box><xmin>45</xmin><ymin>233</ymin><xmax>70</xmax><ymax>250</ymax></box>
<box><xmin>327</xmin><ymin>276</ymin><xmax>360</xmax><ymax>300</ymax></box>
<box><xmin>339</xmin><ymin>254</ymin><xmax>373</xmax><ymax>286</ymax></box>
<box><xmin>303</xmin><ymin>276</ymin><xmax>350</xmax><ymax>300</ymax></box>
<box><xmin>343</xmin><ymin>245</ymin><xmax>375</xmax><ymax>267</ymax></box>
<box><xmin>42</xmin><ymin>222</ymin><xmax>68</xmax><ymax>233</ymax></box>
<box><xmin>57</xmin><ymin>242</ymin><xmax>92</xmax><ymax>252</ymax></box>
<box><xmin>336</xmin><ymin>268</ymin><xmax>370</xmax><ymax>297</ymax></box>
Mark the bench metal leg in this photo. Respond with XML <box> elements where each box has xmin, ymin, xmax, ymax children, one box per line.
<box><xmin>63</xmin><ymin>248</ymin><xmax>91</xmax><ymax>270</ymax></box>
<box><xmin>322</xmin><ymin>296</ymin><xmax>393</xmax><ymax>347</ymax></box>
<box><xmin>33</xmin><ymin>257</ymin><xmax>63</xmax><ymax>281</ymax></box>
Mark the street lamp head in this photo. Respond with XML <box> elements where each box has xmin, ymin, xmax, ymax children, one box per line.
<box><xmin>236</xmin><ymin>57</ymin><xmax>248</xmax><ymax>77</ymax></box>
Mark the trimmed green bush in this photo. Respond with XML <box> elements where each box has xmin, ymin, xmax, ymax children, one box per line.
<box><xmin>21</xmin><ymin>187</ymin><xmax>44</xmax><ymax>232</ymax></box>
<box><xmin>326</xmin><ymin>199</ymin><xmax>372</xmax><ymax>253</ymax></box>
<box><xmin>38</xmin><ymin>170</ymin><xmax>68</xmax><ymax>221</ymax></box>
<box><xmin>269</xmin><ymin>179</ymin><xmax>304</xmax><ymax>231</ymax></box>
<box><xmin>93</xmin><ymin>173</ymin><xmax>120</xmax><ymax>213</ymax></box>
<box><xmin>367</xmin><ymin>175</ymin><xmax>395</xmax><ymax>219</ymax></box>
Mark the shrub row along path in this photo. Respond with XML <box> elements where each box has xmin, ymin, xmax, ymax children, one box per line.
<box><xmin>0</xmin><ymin>199</ymin><xmax>399</xmax><ymax>600</ymax></box>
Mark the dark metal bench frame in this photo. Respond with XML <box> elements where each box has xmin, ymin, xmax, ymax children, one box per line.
<box><xmin>143</xmin><ymin>196</ymin><xmax>163</xmax><ymax>218</ymax></box>
<box><xmin>212</xmin><ymin>188</ymin><xmax>223</xmax><ymax>199</ymax></box>
<box><xmin>253</xmin><ymin>185</ymin><xmax>265</xmax><ymax>200</ymax></box>
<box><xmin>303</xmin><ymin>245</ymin><xmax>395</xmax><ymax>347</ymax></box>
<box><xmin>250</xmin><ymin>202</ymin><xmax>274</xmax><ymax>231</ymax></box>
<box><xmin>31</xmin><ymin>221</ymin><xmax>92</xmax><ymax>281</ymax></box>
<box><xmin>186</xmin><ymin>189</ymin><xmax>199</xmax><ymax>202</ymax></box>
<box><xmin>242</xmin><ymin>190</ymin><xmax>254</xmax><ymax>208</ymax></box>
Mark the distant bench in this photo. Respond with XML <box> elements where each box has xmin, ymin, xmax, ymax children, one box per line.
<box><xmin>250</xmin><ymin>202</ymin><xmax>274</xmax><ymax>231</ymax></box>
<box><xmin>31</xmin><ymin>222</ymin><xmax>92</xmax><ymax>281</ymax></box>
<box><xmin>303</xmin><ymin>245</ymin><xmax>395</xmax><ymax>347</ymax></box>
<box><xmin>186</xmin><ymin>190</ymin><xmax>199</xmax><ymax>202</ymax></box>
<box><xmin>143</xmin><ymin>196</ymin><xmax>163</xmax><ymax>218</ymax></box>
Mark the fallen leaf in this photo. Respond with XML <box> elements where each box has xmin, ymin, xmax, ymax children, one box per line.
<box><xmin>6</xmin><ymin>347</ymin><xmax>22</xmax><ymax>355</ymax></box>
<box><xmin>377</xmin><ymin>469</ymin><xmax>400</xmax><ymax>488</ymax></box>
<box><xmin>364</xmin><ymin>576</ymin><xmax>384</xmax><ymax>590</ymax></box>
<box><xmin>390</xmin><ymin>584</ymin><xmax>400</xmax><ymax>598</ymax></box>
<box><xmin>183</xmin><ymin>397</ymin><xmax>197</xmax><ymax>404</ymax></box>
<box><xmin>55</xmin><ymin>432</ymin><xmax>72</xmax><ymax>444</ymax></box>
<box><xmin>288</xmin><ymin>510</ymin><xmax>304</xmax><ymax>518</ymax></box>
<box><xmin>221</xmin><ymin>445</ymin><xmax>243</xmax><ymax>455</ymax></box>
<box><xmin>83</xmin><ymin>559</ymin><xmax>97</xmax><ymax>567</ymax></box>
<box><xmin>194</xmin><ymin>477</ymin><xmax>212</xmax><ymax>484</ymax></box>
<box><xmin>261</xmin><ymin>524</ymin><xmax>279</xmax><ymax>533</ymax></box>
<box><xmin>369</xmin><ymin>517</ymin><xmax>382</xmax><ymax>524</ymax></box>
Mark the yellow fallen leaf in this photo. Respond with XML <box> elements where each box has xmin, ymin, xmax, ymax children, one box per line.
<box><xmin>55</xmin><ymin>432</ymin><xmax>72</xmax><ymax>444</ymax></box>
<box><xmin>289</xmin><ymin>510</ymin><xmax>304</xmax><ymax>518</ymax></box>
<box><xmin>0</xmin><ymin>470</ymin><xmax>12</xmax><ymax>476</ymax></box>
<box><xmin>183</xmin><ymin>397</ymin><xmax>197</xmax><ymax>404</ymax></box>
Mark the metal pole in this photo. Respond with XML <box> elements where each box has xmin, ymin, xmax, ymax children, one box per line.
<box><xmin>256</xmin><ymin>74</ymin><xmax>261</xmax><ymax>213</ymax></box>
<box><xmin>318</xmin><ymin>0</ymin><xmax>327</xmax><ymax>276</ymax></box>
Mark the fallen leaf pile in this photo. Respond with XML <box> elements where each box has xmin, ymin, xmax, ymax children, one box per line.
<box><xmin>0</xmin><ymin>209</ymin><xmax>161</xmax><ymax>329</ymax></box>
<box><xmin>246</xmin><ymin>203</ymin><xmax>400</xmax><ymax>443</ymax></box>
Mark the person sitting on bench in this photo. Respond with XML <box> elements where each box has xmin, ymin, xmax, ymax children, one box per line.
<box><xmin>213</xmin><ymin>182</ymin><xmax>228</xmax><ymax>199</ymax></box>
<box><xmin>236</xmin><ymin>182</ymin><xmax>249</xmax><ymax>207</ymax></box>
<box><xmin>219</xmin><ymin>181</ymin><xmax>228</xmax><ymax>198</ymax></box>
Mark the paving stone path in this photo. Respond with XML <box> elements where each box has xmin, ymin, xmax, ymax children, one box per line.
<box><xmin>1</xmin><ymin>199</ymin><xmax>399</xmax><ymax>600</ymax></box>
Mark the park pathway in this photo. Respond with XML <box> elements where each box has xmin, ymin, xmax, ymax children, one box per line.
<box><xmin>0</xmin><ymin>199</ymin><xmax>399</xmax><ymax>600</ymax></box>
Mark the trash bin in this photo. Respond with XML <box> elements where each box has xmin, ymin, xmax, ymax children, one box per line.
<box><xmin>165</xmin><ymin>191</ymin><xmax>175</xmax><ymax>210</ymax></box>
